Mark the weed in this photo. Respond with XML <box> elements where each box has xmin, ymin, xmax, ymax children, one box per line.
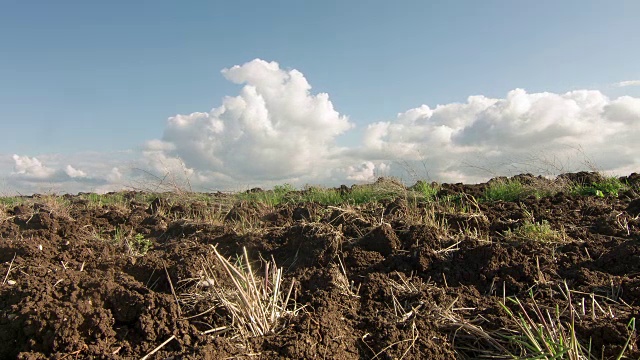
<box><xmin>127</xmin><ymin>233</ymin><xmax>152</xmax><ymax>256</ymax></box>
<box><xmin>330</xmin><ymin>256</ymin><xmax>360</xmax><ymax>298</ymax></box>
<box><xmin>236</xmin><ymin>184</ymin><xmax>295</xmax><ymax>207</ymax></box>
<box><xmin>109</xmin><ymin>228</ymin><xmax>151</xmax><ymax>256</ymax></box>
<box><xmin>572</xmin><ymin>177</ymin><xmax>627</xmax><ymax>198</ymax></box>
<box><xmin>412</xmin><ymin>180</ymin><xmax>439</xmax><ymax>202</ymax></box>
<box><xmin>0</xmin><ymin>196</ymin><xmax>25</xmax><ymax>208</ymax></box>
<box><xmin>78</xmin><ymin>192</ymin><xmax>135</xmax><ymax>209</ymax></box>
<box><xmin>499</xmin><ymin>291</ymin><xmax>588</xmax><ymax>359</ymax></box>
<box><xmin>235</xmin><ymin>180</ymin><xmax>409</xmax><ymax>207</ymax></box>
<box><xmin>503</xmin><ymin>220</ymin><xmax>567</xmax><ymax>243</ymax></box>
<box><xmin>113</xmin><ymin>227</ymin><xmax>125</xmax><ymax>244</ymax></box>
<box><xmin>482</xmin><ymin>178</ymin><xmax>564</xmax><ymax>202</ymax></box>
<box><xmin>483</xmin><ymin>179</ymin><xmax>531</xmax><ymax>202</ymax></box>
<box><xmin>347</xmin><ymin>183</ymin><xmax>402</xmax><ymax>205</ymax></box>
<box><xmin>0</xmin><ymin>197</ymin><xmax>23</xmax><ymax>223</ymax></box>
<box><xmin>499</xmin><ymin>285</ymin><xmax>637</xmax><ymax>359</ymax></box>
<box><xmin>301</xmin><ymin>186</ymin><xmax>344</xmax><ymax>205</ymax></box>
<box><xmin>36</xmin><ymin>194</ymin><xmax>72</xmax><ymax>219</ymax></box>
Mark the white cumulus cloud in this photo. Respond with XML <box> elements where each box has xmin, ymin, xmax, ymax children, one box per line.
<box><xmin>346</xmin><ymin>161</ymin><xmax>390</xmax><ymax>182</ymax></box>
<box><xmin>12</xmin><ymin>155</ymin><xmax>56</xmax><ymax>178</ymax></box>
<box><xmin>359</xmin><ymin>88</ymin><xmax>640</xmax><ymax>181</ymax></box>
<box><xmin>145</xmin><ymin>59</ymin><xmax>353</xmax><ymax>188</ymax></box>
<box><xmin>106</xmin><ymin>167</ymin><xmax>123</xmax><ymax>182</ymax></box>
<box><xmin>64</xmin><ymin>165</ymin><xmax>87</xmax><ymax>178</ymax></box>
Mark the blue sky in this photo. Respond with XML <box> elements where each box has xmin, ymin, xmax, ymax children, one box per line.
<box><xmin>1</xmin><ymin>1</ymin><xmax>639</xmax><ymax>193</ymax></box>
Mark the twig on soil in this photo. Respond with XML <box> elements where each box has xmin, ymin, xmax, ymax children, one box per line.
<box><xmin>59</xmin><ymin>343</ymin><xmax>88</xmax><ymax>359</ymax></box>
<box><xmin>163</xmin><ymin>261</ymin><xmax>182</xmax><ymax>317</ymax></box>
<box><xmin>140</xmin><ymin>334</ymin><xmax>176</xmax><ymax>360</ymax></box>
<box><xmin>334</xmin><ymin>256</ymin><xmax>360</xmax><ymax>298</ymax></box>
<box><xmin>488</xmin><ymin>277</ymin><xmax>496</xmax><ymax>296</ymax></box>
<box><xmin>222</xmin><ymin>353</ymin><xmax>262</xmax><ymax>359</ymax></box>
<box><xmin>181</xmin><ymin>304</ymin><xmax>217</xmax><ymax>321</ymax></box>
<box><xmin>2</xmin><ymin>253</ymin><xmax>16</xmax><ymax>285</ymax></box>
<box><xmin>202</xmin><ymin>326</ymin><xmax>229</xmax><ymax>335</ymax></box>
<box><xmin>369</xmin><ymin>323</ymin><xmax>419</xmax><ymax>360</ymax></box>
<box><xmin>444</xmin><ymin>312</ymin><xmax>510</xmax><ymax>355</ymax></box>
<box><xmin>435</xmin><ymin>240</ymin><xmax>462</xmax><ymax>254</ymax></box>
<box><xmin>502</xmin><ymin>281</ymin><xmax>506</xmax><ymax>305</ymax></box>
<box><xmin>0</xmin><ymin>215</ymin><xmax>16</xmax><ymax>223</ymax></box>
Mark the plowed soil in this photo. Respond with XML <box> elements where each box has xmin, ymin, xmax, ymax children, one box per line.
<box><xmin>1</xmin><ymin>173</ymin><xmax>639</xmax><ymax>359</ymax></box>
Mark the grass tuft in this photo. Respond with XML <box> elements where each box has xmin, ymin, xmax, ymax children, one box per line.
<box><xmin>412</xmin><ymin>180</ymin><xmax>440</xmax><ymax>202</ymax></box>
<box><xmin>571</xmin><ymin>177</ymin><xmax>628</xmax><ymax>198</ymax></box>
<box><xmin>202</xmin><ymin>246</ymin><xmax>301</xmax><ymax>338</ymax></box>
<box><xmin>500</xmin><ymin>292</ymin><xmax>586</xmax><ymax>359</ymax></box>
<box><xmin>482</xmin><ymin>177</ymin><xmax>567</xmax><ymax>203</ymax></box>
<box><xmin>483</xmin><ymin>179</ymin><xmax>532</xmax><ymax>202</ymax></box>
<box><xmin>503</xmin><ymin>220</ymin><xmax>567</xmax><ymax>243</ymax></box>
<box><xmin>498</xmin><ymin>284</ymin><xmax>637</xmax><ymax>360</ymax></box>
<box><xmin>0</xmin><ymin>196</ymin><xmax>25</xmax><ymax>208</ymax></box>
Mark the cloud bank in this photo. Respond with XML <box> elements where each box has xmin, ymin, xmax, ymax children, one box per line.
<box><xmin>2</xmin><ymin>153</ymin><xmax>133</xmax><ymax>195</ymax></box>
<box><xmin>358</xmin><ymin>89</ymin><xmax>640</xmax><ymax>182</ymax></box>
<box><xmin>4</xmin><ymin>59</ymin><xmax>640</xmax><ymax>194</ymax></box>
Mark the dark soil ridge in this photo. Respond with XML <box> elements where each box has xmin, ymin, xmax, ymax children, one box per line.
<box><xmin>0</xmin><ymin>172</ymin><xmax>639</xmax><ymax>359</ymax></box>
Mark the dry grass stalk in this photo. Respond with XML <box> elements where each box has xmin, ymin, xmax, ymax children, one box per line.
<box><xmin>140</xmin><ymin>335</ymin><xmax>176</xmax><ymax>360</ymax></box>
<box><xmin>163</xmin><ymin>261</ymin><xmax>182</xmax><ymax>317</ymax></box>
<box><xmin>38</xmin><ymin>194</ymin><xmax>73</xmax><ymax>220</ymax></box>
<box><xmin>204</xmin><ymin>246</ymin><xmax>300</xmax><ymax>338</ymax></box>
<box><xmin>0</xmin><ymin>203</ymin><xmax>15</xmax><ymax>223</ymax></box>
<box><xmin>330</xmin><ymin>256</ymin><xmax>360</xmax><ymax>298</ymax></box>
<box><xmin>369</xmin><ymin>322</ymin><xmax>419</xmax><ymax>360</ymax></box>
<box><xmin>2</xmin><ymin>253</ymin><xmax>17</xmax><ymax>285</ymax></box>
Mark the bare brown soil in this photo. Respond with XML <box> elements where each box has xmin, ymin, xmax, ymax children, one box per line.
<box><xmin>1</xmin><ymin>173</ymin><xmax>639</xmax><ymax>359</ymax></box>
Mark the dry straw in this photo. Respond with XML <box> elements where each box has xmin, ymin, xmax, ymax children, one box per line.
<box><xmin>204</xmin><ymin>246</ymin><xmax>300</xmax><ymax>338</ymax></box>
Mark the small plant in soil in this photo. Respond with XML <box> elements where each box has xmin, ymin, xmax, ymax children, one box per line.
<box><xmin>483</xmin><ymin>179</ymin><xmax>531</xmax><ymax>202</ymax></box>
<box><xmin>572</xmin><ymin>177</ymin><xmax>627</xmax><ymax>198</ymax></box>
<box><xmin>499</xmin><ymin>285</ymin><xmax>637</xmax><ymax>359</ymax></box>
<box><xmin>482</xmin><ymin>178</ymin><xmax>562</xmax><ymax>202</ymax></box>
<box><xmin>301</xmin><ymin>186</ymin><xmax>344</xmax><ymax>205</ymax></box>
<box><xmin>127</xmin><ymin>233</ymin><xmax>152</xmax><ymax>256</ymax></box>
<box><xmin>348</xmin><ymin>179</ymin><xmax>407</xmax><ymax>205</ymax></box>
<box><xmin>412</xmin><ymin>180</ymin><xmax>439</xmax><ymax>202</ymax></box>
<box><xmin>503</xmin><ymin>219</ymin><xmax>567</xmax><ymax>243</ymax></box>
<box><xmin>500</xmin><ymin>293</ymin><xmax>588</xmax><ymax>358</ymax></box>
<box><xmin>112</xmin><ymin>227</ymin><xmax>125</xmax><ymax>244</ymax></box>
<box><xmin>0</xmin><ymin>196</ymin><xmax>25</xmax><ymax>208</ymax></box>
<box><xmin>236</xmin><ymin>183</ymin><xmax>295</xmax><ymax>207</ymax></box>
